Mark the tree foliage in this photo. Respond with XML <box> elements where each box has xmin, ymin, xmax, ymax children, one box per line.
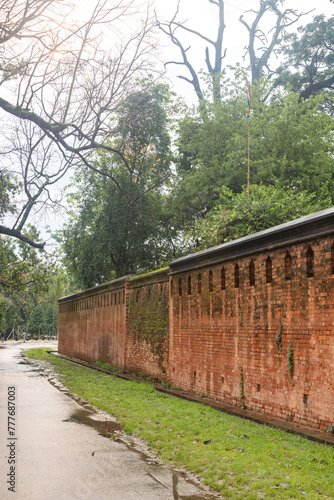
<box><xmin>158</xmin><ymin>0</ymin><xmax>311</xmax><ymax>103</ymax></box>
<box><xmin>171</xmin><ymin>71</ymin><xmax>334</xmax><ymax>234</ymax></box>
<box><xmin>1</xmin><ymin>0</ymin><xmax>333</xmax><ymax>312</ymax></box>
<box><xmin>0</xmin><ymin>219</ymin><xmax>78</xmax><ymax>333</ymax></box>
<box><xmin>275</xmin><ymin>15</ymin><xmax>334</xmax><ymax>105</ymax></box>
<box><xmin>157</xmin><ymin>0</ymin><xmax>226</xmax><ymax>103</ymax></box>
<box><xmin>1</xmin><ymin>0</ymin><xmax>333</xmax><ymax>253</ymax></box>
<box><xmin>45</xmin><ymin>304</ymin><xmax>58</xmax><ymax>336</ymax></box>
<box><xmin>61</xmin><ymin>84</ymin><xmax>179</xmax><ymax>286</ymax></box>
<box><xmin>187</xmin><ymin>184</ymin><xmax>332</xmax><ymax>250</ymax></box>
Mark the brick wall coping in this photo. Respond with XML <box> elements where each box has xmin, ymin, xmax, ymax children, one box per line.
<box><xmin>169</xmin><ymin>207</ymin><xmax>334</xmax><ymax>275</ymax></box>
<box><xmin>129</xmin><ymin>267</ymin><xmax>169</xmax><ymax>287</ymax></box>
<box><xmin>58</xmin><ymin>275</ymin><xmax>131</xmax><ymax>304</ymax></box>
<box><xmin>58</xmin><ymin>268</ymin><xmax>170</xmax><ymax>305</ymax></box>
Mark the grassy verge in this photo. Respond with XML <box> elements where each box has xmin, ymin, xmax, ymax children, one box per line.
<box><xmin>25</xmin><ymin>348</ymin><xmax>334</xmax><ymax>499</ymax></box>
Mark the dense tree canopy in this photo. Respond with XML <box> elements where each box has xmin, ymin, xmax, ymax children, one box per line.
<box><xmin>170</xmin><ymin>72</ymin><xmax>334</xmax><ymax>235</ymax></box>
<box><xmin>0</xmin><ymin>229</ymin><xmax>49</xmax><ymax>294</ymax></box>
<box><xmin>275</xmin><ymin>15</ymin><xmax>334</xmax><ymax>105</ymax></box>
<box><xmin>158</xmin><ymin>0</ymin><xmax>315</xmax><ymax>103</ymax></box>
<box><xmin>186</xmin><ymin>183</ymin><xmax>332</xmax><ymax>250</ymax></box>
<box><xmin>239</xmin><ymin>0</ymin><xmax>311</xmax><ymax>84</ymax></box>
<box><xmin>61</xmin><ymin>83</ymin><xmax>180</xmax><ymax>286</ymax></box>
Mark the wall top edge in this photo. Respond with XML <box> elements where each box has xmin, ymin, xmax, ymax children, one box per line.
<box><xmin>58</xmin><ymin>268</ymin><xmax>170</xmax><ymax>304</ymax></box>
<box><xmin>58</xmin><ymin>275</ymin><xmax>131</xmax><ymax>304</ymax></box>
<box><xmin>170</xmin><ymin>208</ymin><xmax>334</xmax><ymax>273</ymax></box>
<box><xmin>129</xmin><ymin>267</ymin><xmax>169</xmax><ymax>283</ymax></box>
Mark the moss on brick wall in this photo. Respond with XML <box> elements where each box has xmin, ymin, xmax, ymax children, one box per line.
<box><xmin>127</xmin><ymin>278</ymin><xmax>169</xmax><ymax>370</ymax></box>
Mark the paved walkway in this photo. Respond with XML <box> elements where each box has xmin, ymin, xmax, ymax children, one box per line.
<box><xmin>0</xmin><ymin>342</ymin><xmax>219</xmax><ymax>500</ymax></box>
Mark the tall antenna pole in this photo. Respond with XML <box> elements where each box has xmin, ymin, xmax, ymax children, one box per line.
<box><xmin>247</xmin><ymin>119</ymin><xmax>250</xmax><ymax>193</ymax></box>
<box><xmin>247</xmin><ymin>84</ymin><xmax>251</xmax><ymax>193</ymax></box>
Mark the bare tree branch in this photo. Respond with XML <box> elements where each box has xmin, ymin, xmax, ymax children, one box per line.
<box><xmin>240</xmin><ymin>1</ymin><xmax>313</xmax><ymax>83</ymax></box>
<box><xmin>157</xmin><ymin>0</ymin><xmax>225</xmax><ymax>103</ymax></box>
<box><xmin>0</xmin><ymin>225</ymin><xmax>45</xmax><ymax>248</ymax></box>
<box><xmin>299</xmin><ymin>74</ymin><xmax>334</xmax><ymax>101</ymax></box>
<box><xmin>0</xmin><ymin>0</ymin><xmax>161</xmax><ymax>248</ymax></box>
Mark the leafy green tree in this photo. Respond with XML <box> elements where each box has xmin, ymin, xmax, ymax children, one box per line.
<box><xmin>4</xmin><ymin>264</ymin><xmax>77</xmax><ymax>335</ymax></box>
<box><xmin>275</xmin><ymin>15</ymin><xmax>334</xmax><ymax>105</ymax></box>
<box><xmin>45</xmin><ymin>304</ymin><xmax>58</xmax><ymax>336</ymax></box>
<box><xmin>0</xmin><ymin>231</ymin><xmax>50</xmax><ymax>294</ymax></box>
<box><xmin>29</xmin><ymin>305</ymin><xmax>46</xmax><ymax>337</ymax></box>
<box><xmin>172</xmin><ymin>72</ymin><xmax>334</xmax><ymax>233</ymax></box>
<box><xmin>249</xmin><ymin>84</ymin><xmax>334</xmax><ymax>193</ymax></box>
<box><xmin>62</xmin><ymin>84</ymin><xmax>178</xmax><ymax>286</ymax></box>
<box><xmin>0</xmin><ymin>172</ymin><xmax>17</xmax><ymax>219</ymax></box>
<box><xmin>170</xmin><ymin>69</ymin><xmax>248</xmax><ymax>228</ymax></box>
<box><xmin>187</xmin><ymin>184</ymin><xmax>332</xmax><ymax>250</ymax></box>
<box><xmin>158</xmin><ymin>0</ymin><xmax>309</xmax><ymax>102</ymax></box>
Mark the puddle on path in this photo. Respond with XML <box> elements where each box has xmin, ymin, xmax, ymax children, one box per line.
<box><xmin>26</xmin><ymin>353</ymin><xmax>221</xmax><ymax>499</ymax></box>
<box><xmin>63</xmin><ymin>407</ymin><xmax>220</xmax><ymax>499</ymax></box>
<box><xmin>63</xmin><ymin>408</ymin><xmax>122</xmax><ymax>438</ymax></box>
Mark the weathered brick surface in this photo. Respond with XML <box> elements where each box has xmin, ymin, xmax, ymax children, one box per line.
<box><xmin>168</xmin><ymin>237</ymin><xmax>334</xmax><ymax>429</ymax></box>
<box><xmin>58</xmin><ymin>279</ymin><xmax>128</xmax><ymax>368</ymax></box>
<box><xmin>58</xmin><ymin>210</ymin><xmax>334</xmax><ymax>430</ymax></box>
<box><xmin>126</xmin><ymin>271</ymin><xmax>169</xmax><ymax>380</ymax></box>
<box><xmin>58</xmin><ymin>270</ymin><xmax>170</xmax><ymax>379</ymax></box>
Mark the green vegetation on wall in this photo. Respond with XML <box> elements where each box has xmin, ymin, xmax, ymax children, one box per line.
<box><xmin>128</xmin><ymin>281</ymin><xmax>169</xmax><ymax>368</ymax></box>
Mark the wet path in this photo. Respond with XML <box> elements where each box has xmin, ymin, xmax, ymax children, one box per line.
<box><xmin>0</xmin><ymin>342</ymin><xmax>220</xmax><ymax>500</ymax></box>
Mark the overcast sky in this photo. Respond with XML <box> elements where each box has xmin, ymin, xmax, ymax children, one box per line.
<box><xmin>155</xmin><ymin>0</ymin><xmax>333</xmax><ymax>100</ymax></box>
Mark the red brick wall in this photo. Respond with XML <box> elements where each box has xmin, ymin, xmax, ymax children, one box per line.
<box><xmin>126</xmin><ymin>271</ymin><xmax>169</xmax><ymax>380</ymax></box>
<box><xmin>58</xmin><ymin>281</ymin><xmax>127</xmax><ymax>369</ymax></box>
<box><xmin>58</xmin><ymin>271</ymin><xmax>170</xmax><ymax>379</ymax></box>
<box><xmin>168</xmin><ymin>237</ymin><xmax>334</xmax><ymax>430</ymax></box>
<box><xmin>58</xmin><ymin>210</ymin><xmax>334</xmax><ymax>431</ymax></box>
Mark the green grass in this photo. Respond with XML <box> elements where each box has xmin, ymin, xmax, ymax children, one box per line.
<box><xmin>26</xmin><ymin>348</ymin><xmax>334</xmax><ymax>499</ymax></box>
<box><xmin>94</xmin><ymin>360</ymin><xmax>122</xmax><ymax>373</ymax></box>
